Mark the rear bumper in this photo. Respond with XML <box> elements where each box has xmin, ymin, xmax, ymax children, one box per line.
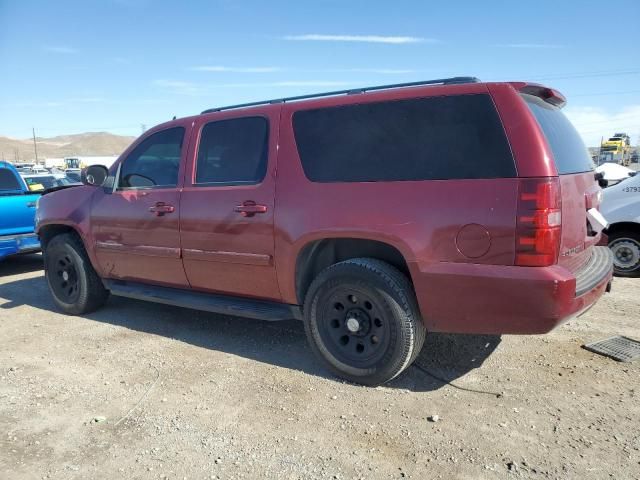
<box><xmin>411</xmin><ymin>246</ymin><xmax>613</xmax><ymax>334</ymax></box>
<box><xmin>0</xmin><ymin>233</ymin><xmax>41</xmax><ymax>260</ymax></box>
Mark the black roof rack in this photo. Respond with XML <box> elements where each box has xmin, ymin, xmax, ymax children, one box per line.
<box><xmin>201</xmin><ymin>76</ymin><xmax>480</xmax><ymax>114</ymax></box>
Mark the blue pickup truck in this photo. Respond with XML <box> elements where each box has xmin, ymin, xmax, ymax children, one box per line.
<box><xmin>0</xmin><ymin>161</ymin><xmax>41</xmax><ymax>260</ymax></box>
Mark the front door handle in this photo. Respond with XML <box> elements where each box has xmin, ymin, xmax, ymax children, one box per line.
<box><xmin>149</xmin><ymin>202</ymin><xmax>175</xmax><ymax>216</ymax></box>
<box><xmin>234</xmin><ymin>201</ymin><xmax>267</xmax><ymax>217</ymax></box>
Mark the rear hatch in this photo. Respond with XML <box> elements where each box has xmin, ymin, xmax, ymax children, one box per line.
<box><xmin>522</xmin><ymin>93</ymin><xmax>601</xmax><ymax>274</ymax></box>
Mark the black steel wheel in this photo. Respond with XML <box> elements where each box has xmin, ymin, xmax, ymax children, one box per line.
<box><xmin>49</xmin><ymin>251</ymin><xmax>81</xmax><ymax>304</ymax></box>
<box><xmin>304</xmin><ymin>258</ymin><xmax>425</xmax><ymax>386</ymax></box>
<box><xmin>318</xmin><ymin>286</ymin><xmax>392</xmax><ymax>369</ymax></box>
<box><xmin>44</xmin><ymin>233</ymin><xmax>109</xmax><ymax>315</ymax></box>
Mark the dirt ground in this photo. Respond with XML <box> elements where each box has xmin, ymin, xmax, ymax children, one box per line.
<box><xmin>0</xmin><ymin>254</ymin><xmax>638</xmax><ymax>480</ymax></box>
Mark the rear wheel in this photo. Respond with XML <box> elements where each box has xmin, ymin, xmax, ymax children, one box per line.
<box><xmin>303</xmin><ymin>258</ymin><xmax>425</xmax><ymax>386</ymax></box>
<box><xmin>608</xmin><ymin>231</ymin><xmax>640</xmax><ymax>277</ymax></box>
<box><xmin>44</xmin><ymin>233</ymin><xmax>109</xmax><ymax>314</ymax></box>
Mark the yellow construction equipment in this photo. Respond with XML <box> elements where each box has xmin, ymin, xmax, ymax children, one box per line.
<box><xmin>598</xmin><ymin>133</ymin><xmax>631</xmax><ymax>166</ymax></box>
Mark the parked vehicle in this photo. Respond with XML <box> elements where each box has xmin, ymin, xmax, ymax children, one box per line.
<box><xmin>598</xmin><ymin>133</ymin><xmax>632</xmax><ymax>166</ymax></box>
<box><xmin>64</xmin><ymin>169</ymin><xmax>82</xmax><ymax>182</ymax></box>
<box><xmin>63</xmin><ymin>156</ymin><xmax>119</xmax><ymax>171</ymax></box>
<box><xmin>600</xmin><ymin>173</ymin><xmax>640</xmax><ymax>276</ymax></box>
<box><xmin>595</xmin><ymin>162</ymin><xmax>635</xmax><ymax>186</ymax></box>
<box><xmin>22</xmin><ymin>173</ymin><xmax>79</xmax><ymax>192</ymax></box>
<box><xmin>36</xmin><ymin>77</ymin><xmax>613</xmax><ymax>385</ymax></box>
<box><xmin>0</xmin><ymin>162</ymin><xmax>41</xmax><ymax>260</ymax></box>
<box><xmin>13</xmin><ymin>163</ymin><xmax>35</xmax><ymax>173</ymax></box>
<box><xmin>27</xmin><ymin>165</ymin><xmax>49</xmax><ymax>174</ymax></box>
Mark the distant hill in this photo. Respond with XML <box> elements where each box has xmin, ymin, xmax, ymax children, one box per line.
<box><xmin>0</xmin><ymin>132</ymin><xmax>136</xmax><ymax>162</ymax></box>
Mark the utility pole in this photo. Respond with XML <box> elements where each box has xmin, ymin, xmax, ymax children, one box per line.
<box><xmin>32</xmin><ymin>127</ymin><xmax>39</xmax><ymax>165</ymax></box>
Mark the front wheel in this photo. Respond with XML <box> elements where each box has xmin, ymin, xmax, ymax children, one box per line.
<box><xmin>44</xmin><ymin>233</ymin><xmax>109</xmax><ymax>314</ymax></box>
<box><xmin>608</xmin><ymin>231</ymin><xmax>640</xmax><ymax>277</ymax></box>
<box><xmin>303</xmin><ymin>258</ymin><xmax>426</xmax><ymax>386</ymax></box>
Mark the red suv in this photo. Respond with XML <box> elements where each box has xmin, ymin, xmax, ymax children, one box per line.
<box><xmin>36</xmin><ymin>77</ymin><xmax>613</xmax><ymax>386</ymax></box>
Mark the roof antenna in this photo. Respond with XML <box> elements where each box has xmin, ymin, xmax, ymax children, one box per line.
<box><xmin>172</xmin><ymin>115</ymin><xmax>176</xmax><ymax>120</ymax></box>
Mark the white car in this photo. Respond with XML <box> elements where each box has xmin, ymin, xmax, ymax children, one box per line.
<box><xmin>28</xmin><ymin>166</ymin><xmax>49</xmax><ymax>174</ymax></box>
<box><xmin>595</xmin><ymin>162</ymin><xmax>634</xmax><ymax>184</ymax></box>
<box><xmin>600</xmin><ymin>172</ymin><xmax>640</xmax><ymax>276</ymax></box>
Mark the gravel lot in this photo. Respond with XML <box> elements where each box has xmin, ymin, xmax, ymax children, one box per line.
<box><xmin>1</xmin><ymin>254</ymin><xmax>638</xmax><ymax>480</ymax></box>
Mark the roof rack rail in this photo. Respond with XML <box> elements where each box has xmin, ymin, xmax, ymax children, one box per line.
<box><xmin>201</xmin><ymin>76</ymin><xmax>480</xmax><ymax>114</ymax></box>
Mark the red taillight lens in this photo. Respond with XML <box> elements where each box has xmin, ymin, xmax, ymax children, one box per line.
<box><xmin>515</xmin><ymin>177</ymin><xmax>562</xmax><ymax>267</ymax></box>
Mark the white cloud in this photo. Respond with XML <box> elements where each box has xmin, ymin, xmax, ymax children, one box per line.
<box><xmin>44</xmin><ymin>46</ymin><xmax>78</xmax><ymax>54</ymax></box>
<box><xmin>67</xmin><ymin>97</ymin><xmax>106</xmax><ymax>103</ymax></box>
<box><xmin>192</xmin><ymin>66</ymin><xmax>415</xmax><ymax>75</ymax></box>
<box><xmin>212</xmin><ymin>80</ymin><xmax>355</xmax><ymax>89</ymax></box>
<box><xmin>17</xmin><ymin>101</ymin><xmax>65</xmax><ymax>108</ymax></box>
<box><xmin>334</xmin><ymin>68</ymin><xmax>415</xmax><ymax>74</ymax></box>
<box><xmin>270</xmin><ymin>81</ymin><xmax>355</xmax><ymax>87</ymax></box>
<box><xmin>497</xmin><ymin>43</ymin><xmax>564</xmax><ymax>49</ymax></box>
<box><xmin>190</xmin><ymin>66</ymin><xmax>281</xmax><ymax>73</ymax></box>
<box><xmin>152</xmin><ymin>79</ymin><xmax>204</xmax><ymax>96</ymax></box>
<box><xmin>565</xmin><ymin>105</ymin><xmax>640</xmax><ymax>147</ymax></box>
<box><xmin>153</xmin><ymin>79</ymin><xmax>357</xmax><ymax>95</ymax></box>
<box><xmin>283</xmin><ymin>34</ymin><xmax>433</xmax><ymax>44</ymax></box>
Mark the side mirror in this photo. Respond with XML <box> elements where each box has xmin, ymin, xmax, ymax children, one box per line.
<box><xmin>81</xmin><ymin>165</ymin><xmax>109</xmax><ymax>186</ymax></box>
<box><xmin>595</xmin><ymin>171</ymin><xmax>608</xmax><ymax>188</ymax></box>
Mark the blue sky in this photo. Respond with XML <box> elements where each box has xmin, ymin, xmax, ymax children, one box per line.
<box><xmin>0</xmin><ymin>0</ymin><xmax>639</xmax><ymax>146</ymax></box>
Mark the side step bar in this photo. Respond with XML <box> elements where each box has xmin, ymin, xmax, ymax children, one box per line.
<box><xmin>104</xmin><ymin>280</ymin><xmax>303</xmax><ymax>322</ymax></box>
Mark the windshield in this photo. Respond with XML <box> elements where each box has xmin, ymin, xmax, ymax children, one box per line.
<box><xmin>522</xmin><ymin>94</ymin><xmax>594</xmax><ymax>175</ymax></box>
<box><xmin>23</xmin><ymin>175</ymin><xmax>74</xmax><ymax>191</ymax></box>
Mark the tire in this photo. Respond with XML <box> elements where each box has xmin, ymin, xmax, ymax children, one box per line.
<box><xmin>44</xmin><ymin>233</ymin><xmax>109</xmax><ymax>314</ymax></box>
<box><xmin>608</xmin><ymin>231</ymin><xmax>640</xmax><ymax>277</ymax></box>
<box><xmin>303</xmin><ymin>258</ymin><xmax>426</xmax><ymax>386</ymax></box>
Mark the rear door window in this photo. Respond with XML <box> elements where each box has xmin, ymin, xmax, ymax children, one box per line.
<box><xmin>522</xmin><ymin>94</ymin><xmax>594</xmax><ymax>175</ymax></box>
<box><xmin>293</xmin><ymin>94</ymin><xmax>515</xmax><ymax>183</ymax></box>
<box><xmin>195</xmin><ymin>117</ymin><xmax>268</xmax><ymax>185</ymax></box>
<box><xmin>0</xmin><ymin>169</ymin><xmax>21</xmax><ymax>191</ymax></box>
<box><xmin>119</xmin><ymin>127</ymin><xmax>185</xmax><ymax>189</ymax></box>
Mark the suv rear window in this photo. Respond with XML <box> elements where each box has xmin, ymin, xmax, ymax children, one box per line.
<box><xmin>293</xmin><ymin>94</ymin><xmax>515</xmax><ymax>183</ymax></box>
<box><xmin>522</xmin><ymin>94</ymin><xmax>594</xmax><ymax>175</ymax></box>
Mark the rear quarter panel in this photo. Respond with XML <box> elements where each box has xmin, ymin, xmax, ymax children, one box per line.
<box><xmin>487</xmin><ymin>83</ymin><xmax>557</xmax><ymax>178</ymax></box>
<box><xmin>274</xmin><ymin>84</ymin><xmax>521</xmax><ymax>305</ymax></box>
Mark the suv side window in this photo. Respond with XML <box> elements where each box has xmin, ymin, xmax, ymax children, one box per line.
<box><xmin>118</xmin><ymin>127</ymin><xmax>185</xmax><ymax>189</ymax></box>
<box><xmin>195</xmin><ymin>117</ymin><xmax>268</xmax><ymax>185</ymax></box>
<box><xmin>0</xmin><ymin>169</ymin><xmax>21</xmax><ymax>190</ymax></box>
<box><xmin>293</xmin><ymin>94</ymin><xmax>515</xmax><ymax>182</ymax></box>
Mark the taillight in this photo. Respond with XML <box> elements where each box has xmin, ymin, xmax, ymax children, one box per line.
<box><xmin>515</xmin><ymin>177</ymin><xmax>562</xmax><ymax>267</ymax></box>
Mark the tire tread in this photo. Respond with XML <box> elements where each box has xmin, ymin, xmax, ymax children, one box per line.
<box><xmin>303</xmin><ymin>257</ymin><xmax>426</xmax><ymax>386</ymax></box>
<box><xmin>45</xmin><ymin>233</ymin><xmax>109</xmax><ymax>314</ymax></box>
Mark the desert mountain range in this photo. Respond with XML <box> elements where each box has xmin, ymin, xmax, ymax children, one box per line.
<box><xmin>0</xmin><ymin>132</ymin><xmax>136</xmax><ymax>163</ymax></box>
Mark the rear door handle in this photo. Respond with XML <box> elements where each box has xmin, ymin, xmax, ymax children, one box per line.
<box><xmin>234</xmin><ymin>201</ymin><xmax>267</xmax><ymax>217</ymax></box>
<box><xmin>149</xmin><ymin>202</ymin><xmax>175</xmax><ymax>216</ymax></box>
